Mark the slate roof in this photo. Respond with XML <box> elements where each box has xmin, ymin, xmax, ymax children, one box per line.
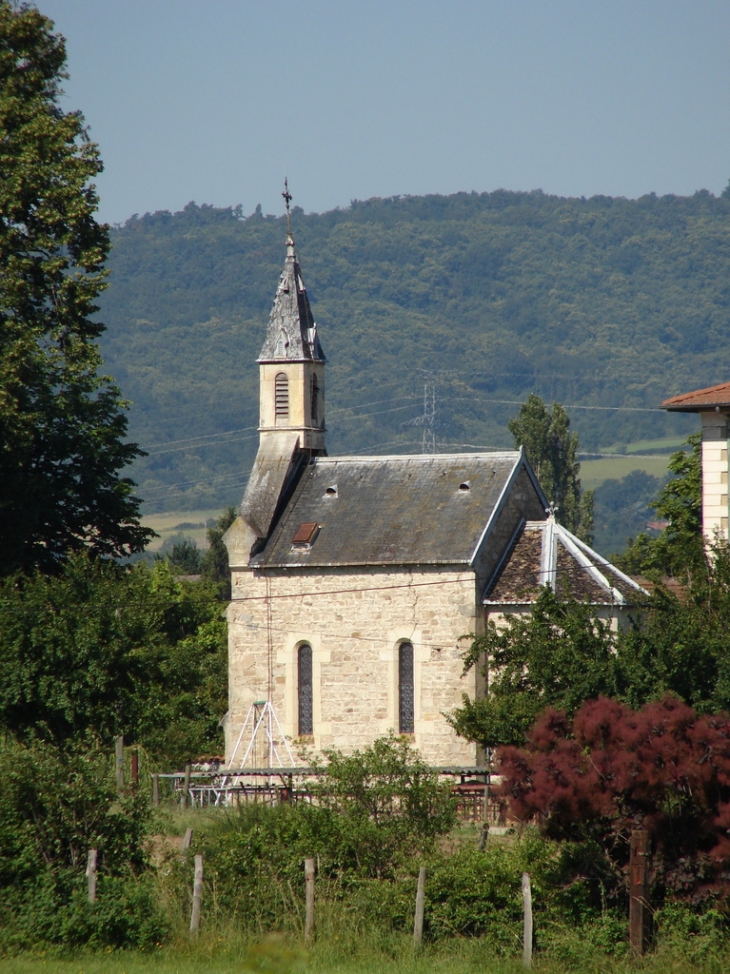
<box><xmin>662</xmin><ymin>381</ymin><xmax>730</xmax><ymax>411</ymax></box>
<box><xmin>258</xmin><ymin>232</ymin><xmax>325</xmax><ymax>363</ymax></box>
<box><xmin>483</xmin><ymin>519</ymin><xmax>647</xmax><ymax>606</ymax></box>
<box><xmin>253</xmin><ymin>452</ymin><xmax>532</xmax><ymax>568</ymax></box>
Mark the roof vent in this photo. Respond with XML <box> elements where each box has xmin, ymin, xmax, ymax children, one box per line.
<box><xmin>458</xmin><ymin>481</ymin><xmax>471</xmax><ymax>492</ymax></box>
<box><xmin>325</xmin><ymin>484</ymin><xmax>338</xmax><ymax>496</ymax></box>
<box><xmin>291</xmin><ymin>522</ymin><xmax>319</xmax><ymax>548</ymax></box>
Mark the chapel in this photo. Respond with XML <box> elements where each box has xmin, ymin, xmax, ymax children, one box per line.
<box><xmin>223</xmin><ymin>221</ymin><xmax>644</xmax><ymax>768</ymax></box>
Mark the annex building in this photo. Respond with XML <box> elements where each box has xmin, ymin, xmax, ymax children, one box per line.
<box><xmin>224</xmin><ymin>226</ymin><xmax>644</xmax><ymax>768</ymax></box>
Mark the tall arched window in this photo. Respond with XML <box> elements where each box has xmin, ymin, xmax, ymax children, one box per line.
<box><xmin>298</xmin><ymin>643</ymin><xmax>313</xmax><ymax>736</ymax></box>
<box><xmin>275</xmin><ymin>372</ymin><xmax>289</xmax><ymax>419</ymax></box>
<box><xmin>310</xmin><ymin>375</ymin><xmax>319</xmax><ymax>425</ymax></box>
<box><xmin>398</xmin><ymin>642</ymin><xmax>414</xmax><ymax>734</ymax></box>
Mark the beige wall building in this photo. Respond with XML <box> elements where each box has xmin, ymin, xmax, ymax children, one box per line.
<box><xmin>663</xmin><ymin>383</ymin><xmax>730</xmax><ymax>548</ymax></box>
<box><xmin>224</xmin><ymin>226</ymin><xmax>645</xmax><ymax>769</ymax></box>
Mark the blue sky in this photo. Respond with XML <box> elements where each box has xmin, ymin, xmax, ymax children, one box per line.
<box><xmin>42</xmin><ymin>0</ymin><xmax>730</xmax><ymax>226</ymax></box>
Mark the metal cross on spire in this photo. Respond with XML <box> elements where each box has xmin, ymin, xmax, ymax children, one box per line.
<box><xmin>282</xmin><ymin>177</ymin><xmax>293</xmax><ymax>233</ymax></box>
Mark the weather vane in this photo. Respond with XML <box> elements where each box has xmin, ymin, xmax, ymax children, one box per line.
<box><xmin>282</xmin><ymin>177</ymin><xmax>293</xmax><ymax>233</ymax></box>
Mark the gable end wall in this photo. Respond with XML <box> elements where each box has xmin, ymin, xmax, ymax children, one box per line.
<box><xmin>227</xmin><ymin>564</ymin><xmax>480</xmax><ymax>766</ymax></box>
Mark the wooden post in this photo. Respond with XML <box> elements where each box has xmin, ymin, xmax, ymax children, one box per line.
<box><xmin>115</xmin><ymin>735</ymin><xmax>124</xmax><ymax>794</ymax></box>
<box><xmin>86</xmin><ymin>848</ymin><xmax>97</xmax><ymax>904</ymax></box>
<box><xmin>190</xmin><ymin>854</ymin><xmax>203</xmax><ymax>935</ymax></box>
<box><xmin>181</xmin><ymin>763</ymin><xmax>191</xmax><ymax>810</ymax></box>
<box><xmin>522</xmin><ymin>872</ymin><xmax>533</xmax><ymax>968</ymax></box>
<box><xmin>629</xmin><ymin>829</ymin><xmax>650</xmax><ymax>956</ymax></box>
<box><xmin>479</xmin><ymin>756</ymin><xmax>491</xmax><ymax>851</ymax></box>
<box><xmin>131</xmin><ymin>748</ymin><xmax>139</xmax><ymax>787</ymax></box>
<box><xmin>413</xmin><ymin>865</ymin><xmax>427</xmax><ymax>947</ymax></box>
<box><xmin>304</xmin><ymin>858</ymin><xmax>315</xmax><ymax>941</ymax></box>
<box><xmin>181</xmin><ymin>827</ymin><xmax>193</xmax><ymax>852</ymax></box>
<box><xmin>152</xmin><ymin>773</ymin><xmax>160</xmax><ymax>806</ymax></box>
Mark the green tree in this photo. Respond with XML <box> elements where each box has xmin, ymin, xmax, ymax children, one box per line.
<box><xmin>451</xmin><ymin>547</ymin><xmax>730</xmax><ymax>754</ymax></box>
<box><xmin>0</xmin><ymin>2</ymin><xmax>151</xmax><ymax>575</ymax></box>
<box><xmin>508</xmin><ymin>394</ymin><xmax>593</xmax><ymax>542</ymax></box>
<box><xmin>164</xmin><ymin>536</ymin><xmax>201</xmax><ymax>575</ymax></box>
<box><xmin>200</xmin><ymin>506</ymin><xmax>237</xmax><ymax>596</ymax></box>
<box><xmin>449</xmin><ymin>589</ymin><xmax>620</xmax><ymax>750</ymax></box>
<box><xmin>0</xmin><ymin>555</ymin><xmax>227</xmax><ymax>763</ymax></box>
<box><xmin>619</xmin><ymin>433</ymin><xmax>704</xmax><ymax>581</ymax></box>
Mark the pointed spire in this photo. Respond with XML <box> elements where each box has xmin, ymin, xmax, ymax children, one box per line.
<box><xmin>258</xmin><ymin>183</ymin><xmax>325</xmax><ymax>363</ymax></box>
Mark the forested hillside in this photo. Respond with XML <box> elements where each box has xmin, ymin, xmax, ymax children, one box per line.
<box><xmin>100</xmin><ymin>189</ymin><xmax>730</xmax><ymax>523</ymax></box>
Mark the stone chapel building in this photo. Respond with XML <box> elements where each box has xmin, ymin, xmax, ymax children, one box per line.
<box><xmin>224</xmin><ymin>227</ymin><xmax>644</xmax><ymax>768</ymax></box>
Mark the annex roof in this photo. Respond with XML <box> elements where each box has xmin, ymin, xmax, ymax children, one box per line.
<box><xmin>662</xmin><ymin>381</ymin><xmax>730</xmax><ymax>412</ymax></box>
<box><xmin>253</xmin><ymin>452</ymin><xmax>534</xmax><ymax>568</ymax></box>
<box><xmin>483</xmin><ymin>518</ymin><xmax>647</xmax><ymax>606</ymax></box>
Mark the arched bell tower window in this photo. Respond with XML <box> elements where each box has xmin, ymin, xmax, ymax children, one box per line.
<box><xmin>275</xmin><ymin>372</ymin><xmax>289</xmax><ymax>418</ymax></box>
<box><xmin>298</xmin><ymin>643</ymin><xmax>313</xmax><ymax>736</ymax></box>
<box><xmin>310</xmin><ymin>375</ymin><xmax>319</xmax><ymax>425</ymax></box>
<box><xmin>398</xmin><ymin>642</ymin><xmax>414</xmax><ymax>734</ymax></box>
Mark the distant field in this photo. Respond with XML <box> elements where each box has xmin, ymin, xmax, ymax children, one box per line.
<box><xmin>580</xmin><ymin>455</ymin><xmax>672</xmax><ymax>491</ymax></box>
<box><xmin>602</xmin><ymin>436</ymin><xmax>687</xmax><ymax>455</ymax></box>
<box><xmin>142</xmin><ymin>508</ymin><xmax>225</xmax><ymax>552</ymax></box>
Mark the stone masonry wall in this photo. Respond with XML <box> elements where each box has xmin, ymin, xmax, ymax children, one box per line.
<box><xmin>226</xmin><ymin>565</ymin><xmax>480</xmax><ymax>767</ymax></box>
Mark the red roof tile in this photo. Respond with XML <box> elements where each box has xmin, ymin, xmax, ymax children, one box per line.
<box><xmin>662</xmin><ymin>381</ymin><xmax>730</xmax><ymax>411</ymax></box>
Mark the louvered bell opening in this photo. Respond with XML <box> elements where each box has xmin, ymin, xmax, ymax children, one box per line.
<box><xmin>275</xmin><ymin>372</ymin><xmax>289</xmax><ymax>417</ymax></box>
<box><xmin>310</xmin><ymin>375</ymin><xmax>319</xmax><ymax>424</ymax></box>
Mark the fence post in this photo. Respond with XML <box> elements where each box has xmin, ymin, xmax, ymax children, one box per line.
<box><xmin>630</xmin><ymin>829</ymin><xmax>650</xmax><ymax>956</ymax></box>
<box><xmin>181</xmin><ymin>827</ymin><xmax>194</xmax><ymax>853</ymax></box>
<box><xmin>115</xmin><ymin>735</ymin><xmax>124</xmax><ymax>794</ymax></box>
<box><xmin>190</xmin><ymin>854</ymin><xmax>203</xmax><ymax>935</ymax></box>
<box><xmin>304</xmin><ymin>858</ymin><xmax>315</xmax><ymax>941</ymax></box>
<box><xmin>152</xmin><ymin>773</ymin><xmax>160</xmax><ymax>807</ymax></box>
<box><xmin>479</xmin><ymin>755</ymin><xmax>491</xmax><ymax>851</ymax></box>
<box><xmin>413</xmin><ymin>865</ymin><xmax>427</xmax><ymax>947</ymax></box>
<box><xmin>181</xmin><ymin>763</ymin><xmax>192</xmax><ymax>810</ymax></box>
<box><xmin>86</xmin><ymin>848</ymin><xmax>97</xmax><ymax>904</ymax></box>
<box><xmin>522</xmin><ymin>872</ymin><xmax>533</xmax><ymax>968</ymax></box>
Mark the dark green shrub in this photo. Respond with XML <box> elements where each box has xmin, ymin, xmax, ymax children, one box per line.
<box><xmin>0</xmin><ymin>738</ymin><xmax>163</xmax><ymax>952</ymax></box>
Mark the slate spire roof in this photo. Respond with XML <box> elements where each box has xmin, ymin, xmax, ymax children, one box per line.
<box><xmin>258</xmin><ymin>231</ymin><xmax>325</xmax><ymax>363</ymax></box>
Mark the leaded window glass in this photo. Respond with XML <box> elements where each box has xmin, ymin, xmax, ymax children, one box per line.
<box><xmin>298</xmin><ymin>644</ymin><xmax>313</xmax><ymax>736</ymax></box>
<box><xmin>399</xmin><ymin>642</ymin><xmax>414</xmax><ymax>734</ymax></box>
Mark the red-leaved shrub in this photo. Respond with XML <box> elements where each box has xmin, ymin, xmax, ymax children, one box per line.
<box><xmin>498</xmin><ymin>695</ymin><xmax>730</xmax><ymax>900</ymax></box>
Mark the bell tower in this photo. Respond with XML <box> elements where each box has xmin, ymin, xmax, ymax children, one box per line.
<box><xmin>256</xmin><ymin>188</ymin><xmax>326</xmax><ymax>455</ymax></box>
<box><xmin>228</xmin><ymin>185</ymin><xmax>327</xmax><ymax>556</ymax></box>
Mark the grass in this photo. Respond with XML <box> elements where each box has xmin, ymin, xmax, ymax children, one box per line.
<box><xmin>581</xmin><ymin>455</ymin><xmax>672</xmax><ymax>491</ymax></box>
<box><xmin>601</xmin><ymin>436</ymin><xmax>688</xmax><ymax>455</ymax></box>
<box><xmin>0</xmin><ymin>935</ymin><xmax>729</xmax><ymax>974</ymax></box>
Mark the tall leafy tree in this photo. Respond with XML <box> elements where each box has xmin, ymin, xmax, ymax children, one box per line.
<box><xmin>508</xmin><ymin>394</ymin><xmax>593</xmax><ymax>542</ymax></box>
<box><xmin>620</xmin><ymin>433</ymin><xmax>704</xmax><ymax>582</ymax></box>
<box><xmin>0</xmin><ymin>2</ymin><xmax>151</xmax><ymax>575</ymax></box>
<box><xmin>0</xmin><ymin>555</ymin><xmax>228</xmax><ymax>764</ymax></box>
<box><xmin>200</xmin><ymin>506</ymin><xmax>237</xmax><ymax>596</ymax></box>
